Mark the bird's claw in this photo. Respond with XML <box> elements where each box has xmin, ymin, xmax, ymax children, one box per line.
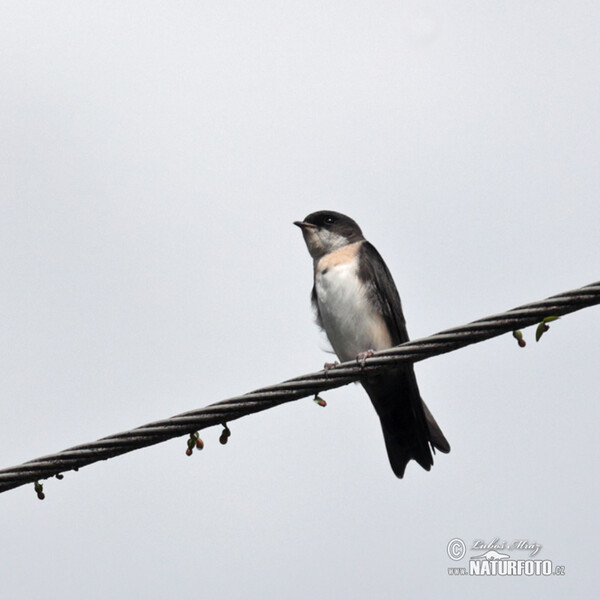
<box><xmin>323</xmin><ymin>361</ymin><xmax>339</xmax><ymax>375</ymax></box>
<box><xmin>356</xmin><ymin>349</ymin><xmax>375</xmax><ymax>369</ymax></box>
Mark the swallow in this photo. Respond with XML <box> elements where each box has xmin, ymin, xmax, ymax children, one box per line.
<box><xmin>295</xmin><ymin>210</ymin><xmax>450</xmax><ymax>477</ymax></box>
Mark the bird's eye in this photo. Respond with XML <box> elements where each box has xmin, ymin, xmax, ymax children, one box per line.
<box><xmin>324</xmin><ymin>215</ymin><xmax>335</xmax><ymax>224</ymax></box>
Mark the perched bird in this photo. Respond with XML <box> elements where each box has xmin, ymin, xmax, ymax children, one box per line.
<box><xmin>295</xmin><ymin>210</ymin><xmax>450</xmax><ymax>477</ymax></box>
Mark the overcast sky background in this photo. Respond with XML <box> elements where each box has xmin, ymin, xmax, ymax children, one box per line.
<box><xmin>1</xmin><ymin>2</ymin><xmax>599</xmax><ymax>598</ymax></box>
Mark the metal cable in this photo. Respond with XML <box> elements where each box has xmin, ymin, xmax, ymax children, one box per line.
<box><xmin>1</xmin><ymin>280</ymin><xmax>598</xmax><ymax>494</ymax></box>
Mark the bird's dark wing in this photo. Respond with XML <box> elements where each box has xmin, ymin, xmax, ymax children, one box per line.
<box><xmin>310</xmin><ymin>285</ymin><xmax>324</xmax><ymax>329</ymax></box>
<box><xmin>357</xmin><ymin>241</ymin><xmax>409</xmax><ymax>345</ymax></box>
<box><xmin>357</xmin><ymin>241</ymin><xmax>450</xmax><ymax>477</ymax></box>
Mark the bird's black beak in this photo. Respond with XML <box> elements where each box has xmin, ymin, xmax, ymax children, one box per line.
<box><xmin>294</xmin><ymin>221</ymin><xmax>317</xmax><ymax>230</ymax></box>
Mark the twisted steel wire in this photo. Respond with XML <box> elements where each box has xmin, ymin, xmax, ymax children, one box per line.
<box><xmin>1</xmin><ymin>280</ymin><xmax>598</xmax><ymax>495</ymax></box>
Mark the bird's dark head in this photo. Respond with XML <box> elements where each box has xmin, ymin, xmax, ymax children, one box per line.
<box><xmin>294</xmin><ymin>211</ymin><xmax>364</xmax><ymax>259</ymax></box>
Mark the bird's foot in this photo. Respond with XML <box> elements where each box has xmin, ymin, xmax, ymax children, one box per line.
<box><xmin>356</xmin><ymin>349</ymin><xmax>376</xmax><ymax>369</ymax></box>
<box><xmin>323</xmin><ymin>361</ymin><xmax>339</xmax><ymax>375</ymax></box>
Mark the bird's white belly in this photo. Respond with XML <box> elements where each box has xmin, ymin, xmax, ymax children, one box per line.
<box><xmin>315</xmin><ymin>261</ymin><xmax>392</xmax><ymax>362</ymax></box>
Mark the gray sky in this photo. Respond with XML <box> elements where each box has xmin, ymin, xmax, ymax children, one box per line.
<box><xmin>1</xmin><ymin>2</ymin><xmax>598</xmax><ymax>598</ymax></box>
